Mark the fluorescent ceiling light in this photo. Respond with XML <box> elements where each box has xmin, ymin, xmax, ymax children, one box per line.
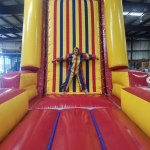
<box><xmin>129</xmin><ymin>12</ymin><xmax>143</xmax><ymax>16</ymax></box>
<box><xmin>123</xmin><ymin>12</ymin><xmax>129</xmax><ymax>15</ymax></box>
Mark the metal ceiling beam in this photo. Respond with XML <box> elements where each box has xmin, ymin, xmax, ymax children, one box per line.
<box><xmin>127</xmin><ymin>13</ymin><xmax>146</xmax><ymax>25</ymax></box>
<box><xmin>124</xmin><ymin>12</ymin><xmax>130</xmax><ymax>19</ymax></box>
<box><xmin>0</xmin><ymin>37</ymin><xmax>22</xmax><ymax>41</ymax></box>
<box><xmin>126</xmin><ymin>16</ymin><xmax>140</xmax><ymax>25</ymax></box>
<box><xmin>0</xmin><ymin>4</ymin><xmax>24</xmax><ymax>14</ymax></box>
<box><xmin>125</xmin><ymin>25</ymin><xmax>150</xmax><ymax>32</ymax></box>
<box><xmin>2</xmin><ymin>34</ymin><xmax>14</xmax><ymax>39</ymax></box>
<box><xmin>130</xmin><ymin>31</ymin><xmax>141</xmax><ymax>36</ymax></box>
<box><xmin>126</xmin><ymin>32</ymin><xmax>150</xmax><ymax>39</ymax></box>
<box><xmin>0</xmin><ymin>3</ymin><xmax>23</xmax><ymax>27</ymax></box>
<box><xmin>126</xmin><ymin>39</ymin><xmax>150</xmax><ymax>41</ymax></box>
<box><xmin>126</xmin><ymin>36</ymin><xmax>150</xmax><ymax>39</ymax></box>
<box><xmin>139</xmin><ymin>18</ymin><xmax>150</xmax><ymax>26</ymax></box>
<box><xmin>11</xmin><ymin>14</ymin><xmax>23</xmax><ymax>24</ymax></box>
<box><xmin>123</xmin><ymin>1</ymin><xmax>150</xmax><ymax>13</ymax></box>
<box><xmin>0</xmin><ymin>16</ymin><xmax>22</xmax><ymax>32</ymax></box>
<box><xmin>135</xmin><ymin>32</ymin><xmax>150</xmax><ymax>38</ymax></box>
<box><xmin>125</xmin><ymin>31</ymin><xmax>131</xmax><ymax>34</ymax></box>
<box><xmin>126</xmin><ymin>31</ymin><xmax>142</xmax><ymax>37</ymax></box>
<box><xmin>0</xmin><ymin>27</ymin><xmax>22</xmax><ymax>34</ymax></box>
<box><xmin>15</xmin><ymin>0</ymin><xmax>21</xmax><ymax>5</ymax></box>
<box><xmin>0</xmin><ymin>25</ymin><xmax>21</xmax><ymax>37</ymax></box>
<box><xmin>127</xmin><ymin>50</ymin><xmax>150</xmax><ymax>52</ymax></box>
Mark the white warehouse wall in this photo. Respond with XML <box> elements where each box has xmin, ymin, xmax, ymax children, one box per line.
<box><xmin>0</xmin><ymin>41</ymin><xmax>22</xmax><ymax>53</ymax></box>
<box><xmin>0</xmin><ymin>39</ymin><xmax>149</xmax><ymax>60</ymax></box>
<box><xmin>127</xmin><ymin>39</ymin><xmax>150</xmax><ymax>60</ymax></box>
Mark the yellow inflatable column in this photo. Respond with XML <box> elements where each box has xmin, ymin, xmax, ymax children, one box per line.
<box><xmin>104</xmin><ymin>0</ymin><xmax>128</xmax><ymax>69</ymax></box>
<box><xmin>21</xmin><ymin>0</ymin><xmax>43</xmax><ymax>69</ymax></box>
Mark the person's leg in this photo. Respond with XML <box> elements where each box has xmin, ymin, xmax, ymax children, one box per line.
<box><xmin>76</xmin><ymin>71</ymin><xmax>88</xmax><ymax>95</ymax></box>
<box><xmin>84</xmin><ymin>89</ymin><xmax>88</xmax><ymax>95</ymax></box>
<box><xmin>62</xmin><ymin>91</ymin><xmax>65</xmax><ymax>95</ymax></box>
<box><xmin>61</xmin><ymin>71</ymin><xmax>74</xmax><ymax>95</ymax></box>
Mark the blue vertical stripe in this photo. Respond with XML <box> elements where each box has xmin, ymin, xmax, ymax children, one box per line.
<box><xmin>90</xmin><ymin>110</ymin><xmax>106</xmax><ymax>150</ymax></box>
<box><xmin>63</xmin><ymin>70</ymin><xmax>72</xmax><ymax>91</ymax></box>
<box><xmin>72</xmin><ymin>0</ymin><xmax>76</xmax><ymax>92</ymax></box>
<box><xmin>84</xmin><ymin>0</ymin><xmax>89</xmax><ymax>91</ymax></box>
<box><xmin>47</xmin><ymin>110</ymin><xmax>61</xmax><ymax>150</ymax></box>
<box><xmin>79</xmin><ymin>69</ymin><xmax>86</xmax><ymax>90</ymax></box>
<box><xmin>59</xmin><ymin>0</ymin><xmax>63</xmax><ymax>92</ymax></box>
<box><xmin>80</xmin><ymin>53</ymin><xmax>84</xmax><ymax>63</ymax></box>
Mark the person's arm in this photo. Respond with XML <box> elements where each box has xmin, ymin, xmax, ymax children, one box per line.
<box><xmin>95</xmin><ymin>55</ymin><xmax>99</xmax><ymax>60</ymax></box>
<box><xmin>52</xmin><ymin>54</ymin><xmax>70</xmax><ymax>63</ymax></box>
<box><xmin>52</xmin><ymin>59</ymin><xmax>57</xmax><ymax>63</ymax></box>
<box><xmin>81</xmin><ymin>53</ymin><xmax>99</xmax><ymax>60</ymax></box>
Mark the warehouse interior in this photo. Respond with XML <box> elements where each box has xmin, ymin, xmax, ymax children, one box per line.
<box><xmin>0</xmin><ymin>0</ymin><xmax>150</xmax><ymax>149</ymax></box>
<box><xmin>0</xmin><ymin>0</ymin><xmax>150</xmax><ymax>76</ymax></box>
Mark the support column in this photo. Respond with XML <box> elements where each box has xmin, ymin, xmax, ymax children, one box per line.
<box><xmin>104</xmin><ymin>0</ymin><xmax>128</xmax><ymax>69</ymax></box>
<box><xmin>11</xmin><ymin>57</ymin><xmax>12</xmax><ymax>70</ymax></box>
<box><xmin>17</xmin><ymin>55</ymin><xmax>19</xmax><ymax>71</ymax></box>
<box><xmin>3</xmin><ymin>56</ymin><xmax>5</xmax><ymax>73</ymax></box>
<box><xmin>131</xmin><ymin>37</ymin><xmax>133</xmax><ymax>60</ymax></box>
<box><xmin>21</xmin><ymin>0</ymin><xmax>43</xmax><ymax>70</ymax></box>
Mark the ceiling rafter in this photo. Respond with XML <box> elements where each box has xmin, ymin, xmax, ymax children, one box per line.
<box><xmin>11</xmin><ymin>14</ymin><xmax>23</xmax><ymax>25</ymax></box>
<box><xmin>0</xmin><ymin>25</ymin><xmax>21</xmax><ymax>37</ymax></box>
<box><xmin>2</xmin><ymin>33</ymin><xmax>14</xmax><ymax>38</ymax></box>
<box><xmin>14</xmin><ymin>0</ymin><xmax>20</xmax><ymax>5</ymax></box>
<box><xmin>0</xmin><ymin>16</ymin><xmax>22</xmax><ymax>32</ymax></box>
<box><xmin>139</xmin><ymin>32</ymin><xmax>150</xmax><ymax>36</ymax></box>
<box><xmin>139</xmin><ymin>18</ymin><xmax>150</xmax><ymax>26</ymax></box>
<box><xmin>126</xmin><ymin>32</ymin><xmax>150</xmax><ymax>39</ymax></box>
<box><xmin>123</xmin><ymin>1</ymin><xmax>150</xmax><ymax>13</ymax></box>
<box><xmin>0</xmin><ymin>4</ymin><xmax>24</xmax><ymax>14</ymax></box>
<box><xmin>0</xmin><ymin>27</ymin><xmax>22</xmax><ymax>34</ymax></box>
<box><xmin>125</xmin><ymin>25</ymin><xmax>150</xmax><ymax>32</ymax></box>
<box><xmin>0</xmin><ymin>36</ymin><xmax>22</xmax><ymax>41</ymax></box>
<box><xmin>0</xmin><ymin>3</ymin><xmax>23</xmax><ymax>26</ymax></box>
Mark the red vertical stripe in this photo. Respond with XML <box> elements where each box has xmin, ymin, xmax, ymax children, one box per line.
<box><xmin>98</xmin><ymin>1</ymin><xmax>105</xmax><ymax>94</ymax></box>
<box><xmin>74</xmin><ymin>56</ymin><xmax>78</xmax><ymax>76</ymax></box>
<box><xmin>66</xmin><ymin>0</ymin><xmax>69</xmax><ymax>92</ymax></box>
<box><xmin>78</xmin><ymin>0</ymin><xmax>82</xmax><ymax>52</ymax></box>
<box><xmin>80</xmin><ymin>66</ymin><xmax>87</xmax><ymax>89</ymax></box>
<box><xmin>45</xmin><ymin>0</ymin><xmax>48</xmax><ymax>94</ymax></box>
<box><xmin>78</xmin><ymin>0</ymin><xmax>82</xmax><ymax>92</ymax></box>
<box><xmin>52</xmin><ymin>0</ymin><xmax>57</xmax><ymax>92</ymax></box>
<box><xmin>101</xmin><ymin>0</ymin><xmax>112</xmax><ymax>95</ymax></box>
<box><xmin>90</xmin><ymin>0</ymin><xmax>96</xmax><ymax>92</ymax></box>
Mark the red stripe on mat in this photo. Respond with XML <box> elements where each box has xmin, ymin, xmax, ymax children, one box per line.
<box><xmin>52</xmin><ymin>0</ymin><xmax>57</xmax><ymax>92</ymax></box>
<box><xmin>90</xmin><ymin>0</ymin><xmax>96</xmax><ymax>92</ymax></box>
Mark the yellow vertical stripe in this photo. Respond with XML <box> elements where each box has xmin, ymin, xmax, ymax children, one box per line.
<box><xmin>94</xmin><ymin>1</ymin><xmax>101</xmax><ymax>93</ymax></box>
<box><xmin>75</xmin><ymin>0</ymin><xmax>79</xmax><ymax>92</ymax></box>
<box><xmin>47</xmin><ymin>1</ymin><xmax>54</xmax><ymax>94</ymax></box>
<box><xmin>87</xmin><ymin>1</ymin><xmax>93</xmax><ymax>93</ymax></box>
<box><xmin>56</xmin><ymin>0</ymin><xmax>60</xmax><ymax>93</ymax></box>
<box><xmin>63</xmin><ymin>0</ymin><xmax>66</xmax><ymax>88</ymax></box>
<box><xmin>69</xmin><ymin>0</ymin><xmax>73</xmax><ymax>92</ymax></box>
